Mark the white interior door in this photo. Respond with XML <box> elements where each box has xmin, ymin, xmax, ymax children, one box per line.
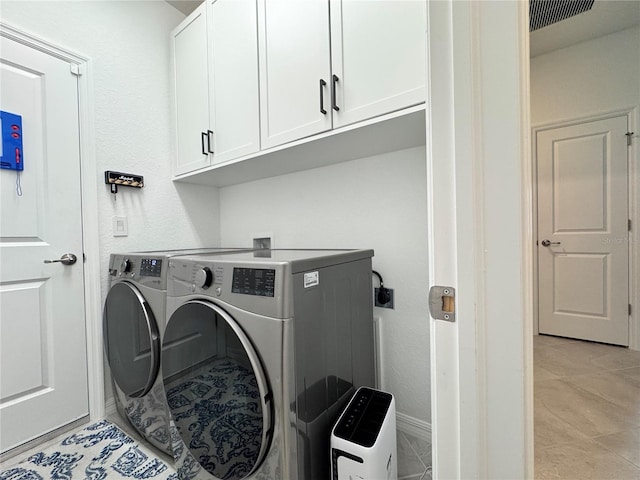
<box><xmin>537</xmin><ymin>116</ymin><xmax>629</xmax><ymax>346</ymax></box>
<box><xmin>0</xmin><ymin>36</ymin><xmax>88</xmax><ymax>453</ymax></box>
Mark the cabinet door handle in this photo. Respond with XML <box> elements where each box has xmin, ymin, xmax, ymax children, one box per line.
<box><xmin>201</xmin><ymin>132</ymin><xmax>208</xmax><ymax>156</ymax></box>
<box><xmin>331</xmin><ymin>74</ymin><xmax>340</xmax><ymax>112</ymax></box>
<box><xmin>319</xmin><ymin>79</ymin><xmax>327</xmax><ymax>115</ymax></box>
<box><xmin>207</xmin><ymin>130</ymin><xmax>214</xmax><ymax>154</ymax></box>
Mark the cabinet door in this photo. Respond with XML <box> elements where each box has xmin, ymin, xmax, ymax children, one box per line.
<box><xmin>207</xmin><ymin>0</ymin><xmax>260</xmax><ymax>164</ymax></box>
<box><xmin>172</xmin><ymin>4</ymin><xmax>211</xmax><ymax>176</ymax></box>
<box><xmin>258</xmin><ymin>0</ymin><xmax>332</xmax><ymax>149</ymax></box>
<box><xmin>330</xmin><ymin>0</ymin><xmax>426</xmax><ymax>128</ymax></box>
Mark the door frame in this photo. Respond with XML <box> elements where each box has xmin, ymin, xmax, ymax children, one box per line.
<box><xmin>532</xmin><ymin>107</ymin><xmax>639</xmax><ymax>350</ymax></box>
<box><xmin>1</xmin><ymin>23</ymin><xmax>104</xmax><ymax>423</ymax></box>
<box><xmin>426</xmin><ymin>1</ymin><xmax>533</xmax><ymax>478</ymax></box>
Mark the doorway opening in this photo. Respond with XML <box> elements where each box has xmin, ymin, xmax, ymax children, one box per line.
<box><xmin>529</xmin><ymin>1</ymin><xmax>640</xmax><ymax>476</ymax></box>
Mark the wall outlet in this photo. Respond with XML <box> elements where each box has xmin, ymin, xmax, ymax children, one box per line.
<box><xmin>252</xmin><ymin>234</ymin><xmax>272</xmax><ymax>250</ymax></box>
<box><xmin>375</xmin><ymin>287</ymin><xmax>394</xmax><ymax>309</ymax></box>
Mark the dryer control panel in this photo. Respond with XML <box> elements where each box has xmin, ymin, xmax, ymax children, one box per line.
<box><xmin>140</xmin><ymin>258</ymin><xmax>163</xmax><ymax>277</ymax></box>
<box><xmin>108</xmin><ymin>254</ymin><xmax>166</xmax><ymax>288</ymax></box>
<box><xmin>232</xmin><ymin>268</ymin><xmax>276</xmax><ymax>297</ymax></box>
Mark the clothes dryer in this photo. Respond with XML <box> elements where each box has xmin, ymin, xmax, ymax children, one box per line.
<box><xmin>103</xmin><ymin>248</ymin><xmax>252</xmax><ymax>456</ymax></box>
<box><xmin>162</xmin><ymin>249</ymin><xmax>375</xmax><ymax>480</ymax></box>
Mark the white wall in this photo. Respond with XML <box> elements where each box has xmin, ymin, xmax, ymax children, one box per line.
<box><xmin>530</xmin><ymin>26</ymin><xmax>640</xmax><ymax>124</ymax></box>
<box><xmin>1</xmin><ymin>0</ymin><xmax>431</xmax><ymax>426</ymax></box>
<box><xmin>1</xmin><ymin>1</ymin><xmax>220</xmax><ymax>400</ymax></box>
<box><xmin>219</xmin><ymin>145</ymin><xmax>431</xmax><ymax>423</ymax></box>
<box><xmin>1</xmin><ymin>1</ymin><xmax>221</xmax><ymax>294</ymax></box>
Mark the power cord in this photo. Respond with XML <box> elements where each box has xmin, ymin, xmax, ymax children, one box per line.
<box><xmin>372</xmin><ymin>270</ymin><xmax>391</xmax><ymax>305</ymax></box>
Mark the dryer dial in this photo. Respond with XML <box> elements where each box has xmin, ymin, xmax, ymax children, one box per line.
<box><xmin>196</xmin><ymin>267</ymin><xmax>213</xmax><ymax>289</ymax></box>
<box><xmin>121</xmin><ymin>258</ymin><xmax>132</xmax><ymax>273</ymax></box>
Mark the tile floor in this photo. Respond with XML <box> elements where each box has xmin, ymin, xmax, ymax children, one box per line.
<box><xmin>13</xmin><ymin>335</ymin><xmax>640</xmax><ymax>480</ymax></box>
<box><xmin>397</xmin><ymin>429</ymin><xmax>432</xmax><ymax>479</ymax></box>
<box><xmin>534</xmin><ymin>334</ymin><xmax>640</xmax><ymax>479</ymax></box>
<box><xmin>3</xmin><ymin>407</ymin><xmax>432</xmax><ymax>479</ymax></box>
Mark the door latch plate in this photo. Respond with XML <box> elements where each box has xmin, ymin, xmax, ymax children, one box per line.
<box><xmin>429</xmin><ymin>286</ymin><xmax>456</xmax><ymax>322</ymax></box>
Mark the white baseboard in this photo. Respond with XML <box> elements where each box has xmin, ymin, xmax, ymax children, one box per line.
<box><xmin>396</xmin><ymin>412</ymin><xmax>432</xmax><ymax>443</ymax></box>
<box><xmin>105</xmin><ymin>397</ymin><xmax>117</xmax><ymax>417</ymax></box>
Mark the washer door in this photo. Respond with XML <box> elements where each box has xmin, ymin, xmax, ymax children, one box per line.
<box><xmin>162</xmin><ymin>300</ymin><xmax>273</xmax><ymax>480</ymax></box>
<box><xmin>103</xmin><ymin>281</ymin><xmax>160</xmax><ymax>398</ymax></box>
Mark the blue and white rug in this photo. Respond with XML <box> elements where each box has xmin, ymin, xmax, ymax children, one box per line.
<box><xmin>0</xmin><ymin>420</ymin><xmax>178</xmax><ymax>480</ymax></box>
<box><xmin>165</xmin><ymin>358</ymin><xmax>264</xmax><ymax>480</ymax></box>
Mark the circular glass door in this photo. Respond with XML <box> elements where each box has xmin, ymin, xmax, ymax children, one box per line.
<box><xmin>162</xmin><ymin>300</ymin><xmax>272</xmax><ymax>480</ymax></box>
<box><xmin>103</xmin><ymin>281</ymin><xmax>159</xmax><ymax>397</ymax></box>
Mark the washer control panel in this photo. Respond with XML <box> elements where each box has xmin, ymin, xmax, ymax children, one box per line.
<box><xmin>167</xmin><ymin>258</ymin><xmax>289</xmax><ymax>319</ymax></box>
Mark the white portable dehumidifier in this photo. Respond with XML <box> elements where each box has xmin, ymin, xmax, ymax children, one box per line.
<box><xmin>330</xmin><ymin>387</ymin><xmax>397</xmax><ymax>480</ymax></box>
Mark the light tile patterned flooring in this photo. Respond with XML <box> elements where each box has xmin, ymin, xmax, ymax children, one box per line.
<box><xmin>535</xmin><ymin>334</ymin><xmax>640</xmax><ymax>479</ymax></box>
<box><xmin>398</xmin><ymin>430</ymin><xmax>432</xmax><ymax>479</ymax></box>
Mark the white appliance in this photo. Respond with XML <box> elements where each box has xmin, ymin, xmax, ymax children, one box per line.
<box><xmin>330</xmin><ymin>387</ymin><xmax>397</xmax><ymax>480</ymax></box>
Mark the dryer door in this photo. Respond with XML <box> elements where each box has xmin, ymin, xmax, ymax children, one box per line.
<box><xmin>103</xmin><ymin>281</ymin><xmax>160</xmax><ymax>397</ymax></box>
<box><xmin>162</xmin><ymin>300</ymin><xmax>273</xmax><ymax>480</ymax></box>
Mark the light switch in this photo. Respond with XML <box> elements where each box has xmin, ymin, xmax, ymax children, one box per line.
<box><xmin>112</xmin><ymin>216</ymin><xmax>128</xmax><ymax>237</ymax></box>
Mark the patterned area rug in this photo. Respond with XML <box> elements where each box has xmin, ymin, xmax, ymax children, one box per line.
<box><xmin>165</xmin><ymin>358</ymin><xmax>264</xmax><ymax>480</ymax></box>
<box><xmin>0</xmin><ymin>420</ymin><xmax>177</xmax><ymax>480</ymax></box>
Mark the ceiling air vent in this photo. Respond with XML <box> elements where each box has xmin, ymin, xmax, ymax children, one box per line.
<box><xmin>530</xmin><ymin>0</ymin><xmax>595</xmax><ymax>32</ymax></box>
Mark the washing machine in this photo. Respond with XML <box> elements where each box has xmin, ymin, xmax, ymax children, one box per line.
<box><xmin>162</xmin><ymin>249</ymin><xmax>376</xmax><ymax>480</ymax></box>
<box><xmin>102</xmin><ymin>248</ymin><xmax>253</xmax><ymax>456</ymax></box>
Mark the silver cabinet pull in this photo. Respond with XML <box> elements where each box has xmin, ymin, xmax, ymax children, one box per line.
<box><xmin>44</xmin><ymin>253</ymin><xmax>77</xmax><ymax>265</ymax></box>
<box><xmin>541</xmin><ymin>240</ymin><xmax>561</xmax><ymax>247</ymax></box>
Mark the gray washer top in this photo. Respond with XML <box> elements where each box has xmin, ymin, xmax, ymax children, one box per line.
<box><xmin>175</xmin><ymin>248</ymin><xmax>374</xmax><ymax>273</ymax></box>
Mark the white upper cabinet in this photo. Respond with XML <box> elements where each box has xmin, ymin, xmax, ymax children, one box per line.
<box><xmin>172</xmin><ymin>0</ymin><xmax>260</xmax><ymax>176</ymax></box>
<box><xmin>172</xmin><ymin>0</ymin><xmax>426</xmax><ymax>182</ymax></box>
<box><xmin>207</xmin><ymin>0</ymin><xmax>260</xmax><ymax>164</ymax></box>
<box><xmin>257</xmin><ymin>0</ymin><xmax>426</xmax><ymax>150</ymax></box>
<box><xmin>330</xmin><ymin>0</ymin><xmax>426</xmax><ymax>128</ymax></box>
<box><xmin>172</xmin><ymin>4</ymin><xmax>211</xmax><ymax>176</ymax></box>
<box><xmin>257</xmin><ymin>0</ymin><xmax>332</xmax><ymax>150</ymax></box>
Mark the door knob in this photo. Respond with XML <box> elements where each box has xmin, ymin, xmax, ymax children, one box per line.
<box><xmin>44</xmin><ymin>253</ymin><xmax>78</xmax><ymax>265</ymax></box>
<box><xmin>541</xmin><ymin>240</ymin><xmax>561</xmax><ymax>247</ymax></box>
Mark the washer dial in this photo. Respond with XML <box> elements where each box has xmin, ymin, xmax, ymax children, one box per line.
<box><xmin>195</xmin><ymin>266</ymin><xmax>213</xmax><ymax>289</ymax></box>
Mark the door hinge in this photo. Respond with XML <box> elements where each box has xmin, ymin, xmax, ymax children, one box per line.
<box><xmin>626</xmin><ymin>132</ymin><xmax>635</xmax><ymax>146</ymax></box>
<box><xmin>70</xmin><ymin>63</ymin><xmax>83</xmax><ymax>76</ymax></box>
<box><xmin>630</xmin><ymin>304</ymin><xmax>632</xmax><ymax>316</ymax></box>
<box><xmin>629</xmin><ymin>219</ymin><xmax>632</xmax><ymax>232</ymax></box>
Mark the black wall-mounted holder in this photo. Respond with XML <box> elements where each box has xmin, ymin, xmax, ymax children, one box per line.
<box><xmin>105</xmin><ymin>171</ymin><xmax>144</xmax><ymax>194</ymax></box>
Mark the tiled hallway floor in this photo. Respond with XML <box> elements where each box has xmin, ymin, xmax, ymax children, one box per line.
<box><xmin>535</xmin><ymin>334</ymin><xmax>640</xmax><ymax>479</ymax></box>
<box><xmin>398</xmin><ymin>429</ymin><xmax>432</xmax><ymax>479</ymax></box>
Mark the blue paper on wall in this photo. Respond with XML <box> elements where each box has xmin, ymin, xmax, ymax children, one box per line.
<box><xmin>0</xmin><ymin>110</ymin><xmax>24</xmax><ymax>171</ymax></box>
